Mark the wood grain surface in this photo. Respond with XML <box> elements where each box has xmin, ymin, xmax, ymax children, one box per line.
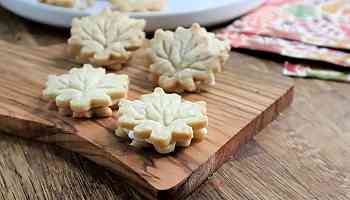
<box><xmin>1</xmin><ymin>6</ymin><xmax>350</xmax><ymax>200</ymax></box>
<box><xmin>0</xmin><ymin>38</ymin><xmax>293</xmax><ymax>199</ymax></box>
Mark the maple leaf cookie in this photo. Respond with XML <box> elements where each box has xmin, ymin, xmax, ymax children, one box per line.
<box><xmin>43</xmin><ymin>64</ymin><xmax>129</xmax><ymax>118</ymax></box>
<box><xmin>147</xmin><ymin>23</ymin><xmax>231</xmax><ymax>93</ymax></box>
<box><xmin>115</xmin><ymin>87</ymin><xmax>208</xmax><ymax>154</ymax></box>
<box><xmin>68</xmin><ymin>9</ymin><xmax>146</xmax><ymax>70</ymax></box>
<box><xmin>110</xmin><ymin>0</ymin><xmax>167</xmax><ymax>12</ymax></box>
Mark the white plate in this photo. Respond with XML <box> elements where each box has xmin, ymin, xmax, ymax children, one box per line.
<box><xmin>0</xmin><ymin>0</ymin><xmax>264</xmax><ymax>31</ymax></box>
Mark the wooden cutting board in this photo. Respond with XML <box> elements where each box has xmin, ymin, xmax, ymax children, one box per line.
<box><xmin>0</xmin><ymin>40</ymin><xmax>294</xmax><ymax>200</ymax></box>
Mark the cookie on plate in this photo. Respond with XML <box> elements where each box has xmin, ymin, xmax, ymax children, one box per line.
<box><xmin>110</xmin><ymin>0</ymin><xmax>167</xmax><ymax>12</ymax></box>
<box><xmin>147</xmin><ymin>23</ymin><xmax>230</xmax><ymax>93</ymax></box>
<box><xmin>39</xmin><ymin>0</ymin><xmax>95</xmax><ymax>9</ymax></box>
<box><xmin>39</xmin><ymin>0</ymin><xmax>74</xmax><ymax>7</ymax></box>
<box><xmin>68</xmin><ymin>9</ymin><xmax>146</xmax><ymax>70</ymax></box>
<box><xmin>115</xmin><ymin>87</ymin><xmax>208</xmax><ymax>154</ymax></box>
<box><xmin>43</xmin><ymin>64</ymin><xmax>129</xmax><ymax>118</ymax></box>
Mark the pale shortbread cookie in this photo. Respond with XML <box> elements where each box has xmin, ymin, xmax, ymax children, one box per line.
<box><xmin>39</xmin><ymin>0</ymin><xmax>95</xmax><ymax>9</ymax></box>
<box><xmin>43</xmin><ymin>64</ymin><xmax>129</xmax><ymax>118</ymax></box>
<box><xmin>110</xmin><ymin>0</ymin><xmax>167</xmax><ymax>12</ymax></box>
<box><xmin>147</xmin><ymin>23</ymin><xmax>230</xmax><ymax>93</ymax></box>
<box><xmin>68</xmin><ymin>9</ymin><xmax>146</xmax><ymax>70</ymax></box>
<box><xmin>115</xmin><ymin>87</ymin><xmax>208</xmax><ymax>154</ymax></box>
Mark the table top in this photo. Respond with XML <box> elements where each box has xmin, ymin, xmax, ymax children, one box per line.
<box><xmin>1</xmin><ymin>7</ymin><xmax>349</xmax><ymax>200</ymax></box>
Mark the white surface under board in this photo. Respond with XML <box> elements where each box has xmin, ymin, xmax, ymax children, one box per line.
<box><xmin>0</xmin><ymin>0</ymin><xmax>265</xmax><ymax>31</ymax></box>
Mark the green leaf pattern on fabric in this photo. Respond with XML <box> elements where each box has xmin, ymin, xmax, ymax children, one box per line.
<box><xmin>284</xmin><ymin>4</ymin><xmax>319</xmax><ymax>18</ymax></box>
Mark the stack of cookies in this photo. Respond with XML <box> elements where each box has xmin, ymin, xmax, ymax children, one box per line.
<box><xmin>43</xmin><ymin>64</ymin><xmax>129</xmax><ymax>118</ymax></box>
<box><xmin>42</xmin><ymin>9</ymin><xmax>231</xmax><ymax>153</ymax></box>
<box><xmin>68</xmin><ymin>9</ymin><xmax>146</xmax><ymax>70</ymax></box>
<box><xmin>148</xmin><ymin>23</ymin><xmax>230</xmax><ymax>92</ymax></box>
<box><xmin>116</xmin><ymin>87</ymin><xmax>208</xmax><ymax>154</ymax></box>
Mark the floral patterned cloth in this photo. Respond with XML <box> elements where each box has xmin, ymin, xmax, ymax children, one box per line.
<box><xmin>229</xmin><ymin>0</ymin><xmax>350</xmax><ymax>49</ymax></box>
<box><xmin>283</xmin><ymin>63</ymin><xmax>350</xmax><ymax>82</ymax></box>
<box><xmin>220</xmin><ymin>32</ymin><xmax>350</xmax><ymax>67</ymax></box>
<box><xmin>220</xmin><ymin>0</ymin><xmax>350</xmax><ymax>81</ymax></box>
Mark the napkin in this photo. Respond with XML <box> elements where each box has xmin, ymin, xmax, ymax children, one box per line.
<box><xmin>220</xmin><ymin>0</ymin><xmax>350</xmax><ymax>82</ymax></box>
<box><xmin>230</xmin><ymin>0</ymin><xmax>350</xmax><ymax>50</ymax></box>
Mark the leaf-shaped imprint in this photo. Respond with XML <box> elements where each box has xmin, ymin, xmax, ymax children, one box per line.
<box><xmin>147</xmin><ymin>23</ymin><xmax>230</xmax><ymax>93</ymax></box>
<box><xmin>116</xmin><ymin>87</ymin><xmax>208</xmax><ymax>154</ymax></box>
<box><xmin>110</xmin><ymin>0</ymin><xmax>167</xmax><ymax>12</ymax></box>
<box><xmin>43</xmin><ymin>64</ymin><xmax>129</xmax><ymax>118</ymax></box>
<box><xmin>68</xmin><ymin>9</ymin><xmax>146</xmax><ymax>70</ymax></box>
